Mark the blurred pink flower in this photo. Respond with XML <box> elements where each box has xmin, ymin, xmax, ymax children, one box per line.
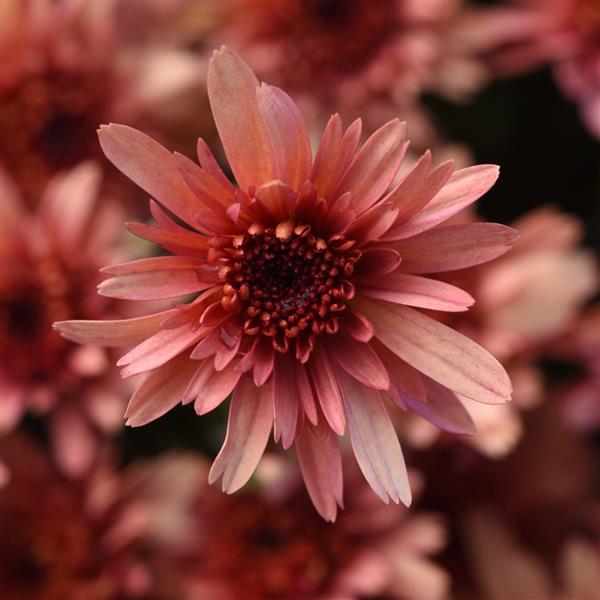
<box><xmin>56</xmin><ymin>47</ymin><xmax>518</xmax><ymax>519</ymax></box>
<box><xmin>0</xmin><ymin>163</ymin><xmax>128</xmax><ymax>477</ymax></box>
<box><xmin>183</xmin><ymin>458</ymin><xmax>449</xmax><ymax>600</ymax></box>
<box><xmin>0</xmin><ymin>0</ymin><xmax>204</xmax><ymax>204</ymax></box>
<box><xmin>211</xmin><ymin>0</ymin><xmax>489</xmax><ymax>130</ymax></box>
<box><xmin>0</xmin><ymin>435</ymin><xmax>204</xmax><ymax>600</ymax></box>
<box><xmin>463</xmin><ymin>509</ymin><xmax>600</xmax><ymax>600</ymax></box>
<box><xmin>465</xmin><ymin>0</ymin><xmax>600</xmax><ymax>138</ymax></box>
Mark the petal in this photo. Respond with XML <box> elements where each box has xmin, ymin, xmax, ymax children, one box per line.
<box><xmin>294</xmin><ymin>361</ymin><xmax>318</xmax><ymax>426</ymax></box>
<box><xmin>296</xmin><ymin>420</ymin><xmax>344</xmax><ymax>522</ymax></box>
<box><xmin>98</xmin><ymin>124</ymin><xmax>204</xmax><ymax>229</ymax></box>
<box><xmin>334</xmin><ymin>119</ymin><xmax>407</xmax><ymax>213</ymax></box>
<box><xmin>403</xmin><ymin>377</ymin><xmax>476</xmax><ymax>435</ymax></box>
<box><xmin>257</xmin><ymin>83</ymin><xmax>312</xmax><ymax>190</ymax></box>
<box><xmin>343</xmin><ymin>309</ymin><xmax>375</xmax><ymax>343</ymax></box>
<box><xmin>338</xmin><ymin>373</ymin><xmax>411</xmax><ymax>506</ymax></box>
<box><xmin>359</xmin><ymin>298</ymin><xmax>513</xmax><ymax>404</ymax></box>
<box><xmin>253</xmin><ymin>180</ymin><xmax>296</xmax><ymax>224</ymax></box>
<box><xmin>99</xmin><ymin>257</ymin><xmax>219</xmax><ymax>300</ymax></box>
<box><xmin>53</xmin><ymin>310</ymin><xmax>176</xmax><ymax>347</ymax></box>
<box><xmin>325</xmin><ymin>333</ymin><xmax>390</xmax><ymax>390</ymax></box>
<box><xmin>354</xmin><ymin>247</ymin><xmax>401</xmax><ymax>277</ymax></box>
<box><xmin>311</xmin><ymin>115</ymin><xmax>362</xmax><ymax>202</ymax></box>
<box><xmin>209</xmin><ymin>376</ymin><xmax>273</xmax><ymax>493</ymax></box>
<box><xmin>183</xmin><ymin>361</ymin><xmax>241</xmax><ymax>415</ymax></box>
<box><xmin>207</xmin><ymin>47</ymin><xmax>276</xmax><ymax>190</ymax></box>
<box><xmin>394</xmin><ymin>223</ymin><xmax>520</xmax><ymax>273</ymax></box>
<box><xmin>41</xmin><ymin>161</ymin><xmax>101</xmax><ymax>248</ymax></box>
<box><xmin>272</xmin><ymin>354</ymin><xmax>299</xmax><ymax>449</ymax></box>
<box><xmin>308</xmin><ymin>345</ymin><xmax>345</xmax><ymax>435</ymax></box>
<box><xmin>388</xmin><ymin>164</ymin><xmax>500</xmax><ymax>240</ymax></box>
<box><xmin>125</xmin><ymin>354</ymin><xmax>199</xmax><ymax>426</ymax></box>
<box><xmin>125</xmin><ymin>221</ymin><xmax>209</xmax><ymax>257</ymax></box>
<box><xmin>358</xmin><ymin>273</ymin><xmax>475</xmax><ymax>312</ymax></box>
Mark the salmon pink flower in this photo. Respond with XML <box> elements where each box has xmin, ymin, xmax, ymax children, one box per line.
<box><xmin>55</xmin><ymin>47</ymin><xmax>518</xmax><ymax>520</ymax></box>
<box><xmin>1</xmin><ymin>163</ymin><xmax>128</xmax><ymax>477</ymax></box>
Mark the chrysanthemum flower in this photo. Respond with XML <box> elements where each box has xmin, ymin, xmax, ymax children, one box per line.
<box><xmin>55</xmin><ymin>47</ymin><xmax>518</xmax><ymax>520</ymax></box>
<box><xmin>1</xmin><ymin>163</ymin><xmax>127</xmax><ymax>477</ymax></box>
<box><xmin>182</xmin><ymin>457</ymin><xmax>449</xmax><ymax>600</ymax></box>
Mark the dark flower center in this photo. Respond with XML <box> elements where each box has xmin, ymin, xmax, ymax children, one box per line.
<box><xmin>211</xmin><ymin>222</ymin><xmax>359</xmax><ymax>353</ymax></box>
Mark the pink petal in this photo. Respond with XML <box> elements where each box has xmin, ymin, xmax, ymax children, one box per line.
<box><xmin>209</xmin><ymin>376</ymin><xmax>273</xmax><ymax>493</ymax></box>
<box><xmin>296</xmin><ymin>420</ymin><xmax>344</xmax><ymax>522</ymax></box>
<box><xmin>294</xmin><ymin>361</ymin><xmax>318</xmax><ymax>425</ymax></box>
<box><xmin>257</xmin><ymin>83</ymin><xmax>312</xmax><ymax>190</ymax></box>
<box><xmin>325</xmin><ymin>333</ymin><xmax>390</xmax><ymax>390</ymax></box>
<box><xmin>272</xmin><ymin>354</ymin><xmax>300</xmax><ymax>449</ymax></box>
<box><xmin>98</xmin><ymin>124</ymin><xmax>204</xmax><ymax>229</ymax></box>
<box><xmin>311</xmin><ymin>115</ymin><xmax>362</xmax><ymax>202</ymax></box>
<box><xmin>388</xmin><ymin>164</ymin><xmax>500</xmax><ymax>240</ymax></box>
<box><xmin>41</xmin><ymin>161</ymin><xmax>101</xmax><ymax>249</ymax></box>
<box><xmin>125</xmin><ymin>222</ymin><xmax>209</xmax><ymax>257</ymax></box>
<box><xmin>309</xmin><ymin>345</ymin><xmax>345</xmax><ymax>435</ymax></box>
<box><xmin>99</xmin><ymin>257</ymin><xmax>219</xmax><ymax>300</ymax></box>
<box><xmin>394</xmin><ymin>223</ymin><xmax>520</xmax><ymax>273</ymax></box>
<box><xmin>359</xmin><ymin>298</ymin><xmax>512</xmax><ymax>404</ymax></box>
<box><xmin>253</xmin><ymin>180</ymin><xmax>296</xmax><ymax>224</ymax></box>
<box><xmin>334</xmin><ymin>119</ymin><xmax>407</xmax><ymax>213</ymax></box>
<box><xmin>343</xmin><ymin>309</ymin><xmax>375</xmax><ymax>343</ymax></box>
<box><xmin>373</xmin><ymin>341</ymin><xmax>427</xmax><ymax>403</ymax></box>
<box><xmin>354</xmin><ymin>247</ymin><xmax>401</xmax><ymax>277</ymax></box>
<box><xmin>358</xmin><ymin>273</ymin><xmax>475</xmax><ymax>312</ymax></box>
<box><xmin>385</xmin><ymin>155</ymin><xmax>454</xmax><ymax>228</ymax></box>
<box><xmin>207</xmin><ymin>47</ymin><xmax>276</xmax><ymax>190</ymax></box>
<box><xmin>125</xmin><ymin>354</ymin><xmax>199</xmax><ymax>426</ymax></box>
<box><xmin>182</xmin><ymin>360</ymin><xmax>240</xmax><ymax>415</ymax></box>
<box><xmin>338</xmin><ymin>372</ymin><xmax>411</xmax><ymax>506</ymax></box>
<box><xmin>117</xmin><ymin>319</ymin><xmax>208</xmax><ymax>378</ymax></box>
<box><xmin>403</xmin><ymin>377</ymin><xmax>476</xmax><ymax>435</ymax></box>
<box><xmin>50</xmin><ymin>406</ymin><xmax>96</xmax><ymax>478</ymax></box>
<box><xmin>53</xmin><ymin>310</ymin><xmax>176</xmax><ymax>347</ymax></box>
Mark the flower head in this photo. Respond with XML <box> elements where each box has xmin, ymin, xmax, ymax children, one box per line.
<box><xmin>55</xmin><ymin>47</ymin><xmax>518</xmax><ymax>519</ymax></box>
<box><xmin>1</xmin><ymin>163</ymin><xmax>127</xmax><ymax>476</ymax></box>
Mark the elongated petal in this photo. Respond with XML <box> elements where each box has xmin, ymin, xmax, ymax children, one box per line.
<box><xmin>335</xmin><ymin>119</ymin><xmax>407</xmax><ymax>213</ymax></box>
<box><xmin>272</xmin><ymin>354</ymin><xmax>299</xmax><ymax>449</ymax></box>
<box><xmin>98</xmin><ymin>124</ymin><xmax>203</xmax><ymax>229</ymax></box>
<box><xmin>257</xmin><ymin>83</ymin><xmax>312</xmax><ymax>190</ymax></box>
<box><xmin>209</xmin><ymin>377</ymin><xmax>273</xmax><ymax>493</ymax></box>
<box><xmin>388</xmin><ymin>165</ymin><xmax>500</xmax><ymax>240</ymax></box>
<box><xmin>404</xmin><ymin>377</ymin><xmax>476</xmax><ymax>435</ymax></box>
<box><xmin>339</xmin><ymin>373</ymin><xmax>411</xmax><ymax>506</ymax></box>
<box><xmin>358</xmin><ymin>273</ymin><xmax>475</xmax><ymax>312</ymax></box>
<box><xmin>309</xmin><ymin>345</ymin><xmax>345</xmax><ymax>435</ymax></box>
<box><xmin>118</xmin><ymin>321</ymin><xmax>208</xmax><ymax>378</ymax></box>
<box><xmin>125</xmin><ymin>354</ymin><xmax>199</xmax><ymax>426</ymax></box>
<box><xmin>296</xmin><ymin>420</ymin><xmax>344</xmax><ymax>522</ymax></box>
<box><xmin>354</xmin><ymin>248</ymin><xmax>401</xmax><ymax>277</ymax></box>
<box><xmin>394</xmin><ymin>223</ymin><xmax>520</xmax><ymax>273</ymax></box>
<box><xmin>125</xmin><ymin>222</ymin><xmax>209</xmax><ymax>257</ymax></box>
<box><xmin>325</xmin><ymin>333</ymin><xmax>390</xmax><ymax>390</ymax></box>
<box><xmin>183</xmin><ymin>361</ymin><xmax>240</xmax><ymax>415</ymax></box>
<box><xmin>344</xmin><ymin>309</ymin><xmax>375</xmax><ymax>342</ymax></box>
<box><xmin>207</xmin><ymin>47</ymin><xmax>276</xmax><ymax>190</ymax></box>
<box><xmin>53</xmin><ymin>310</ymin><xmax>176</xmax><ymax>347</ymax></box>
<box><xmin>294</xmin><ymin>361</ymin><xmax>318</xmax><ymax>425</ymax></box>
<box><xmin>359</xmin><ymin>298</ymin><xmax>512</xmax><ymax>404</ymax></box>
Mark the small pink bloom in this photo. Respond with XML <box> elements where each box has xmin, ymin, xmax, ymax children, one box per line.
<box><xmin>56</xmin><ymin>47</ymin><xmax>518</xmax><ymax>519</ymax></box>
<box><xmin>1</xmin><ymin>163</ymin><xmax>128</xmax><ymax>477</ymax></box>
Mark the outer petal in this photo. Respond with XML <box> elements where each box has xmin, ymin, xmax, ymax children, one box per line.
<box><xmin>125</xmin><ymin>222</ymin><xmax>209</xmax><ymax>257</ymax></box>
<box><xmin>403</xmin><ymin>377</ymin><xmax>476</xmax><ymax>435</ymax></box>
<box><xmin>272</xmin><ymin>354</ymin><xmax>299</xmax><ymax>449</ymax></box>
<box><xmin>207</xmin><ymin>47</ymin><xmax>276</xmax><ymax>190</ymax></box>
<box><xmin>53</xmin><ymin>310</ymin><xmax>177</xmax><ymax>347</ymax></box>
<box><xmin>334</xmin><ymin>119</ymin><xmax>407</xmax><ymax>213</ymax></box>
<box><xmin>98</xmin><ymin>124</ymin><xmax>204</xmax><ymax>229</ymax></box>
<box><xmin>338</xmin><ymin>373</ymin><xmax>412</xmax><ymax>506</ymax></box>
<box><xmin>209</xmin><ymin>377</ymin><xmax>273</xmax><ymax>493</ymax></box>
<box><xmin>296</xmin><ymin>420</ymin><xmax>344</xmax><ymax>522</ymax></box>
<box><xmin>394</xmin><ymin>223</ymin><xmax>520</xmax><ymax>273</ymax></box>
<box><xmin>182</xmin><ymin>360</ymin><xmax>241</xmax><ymax>415</ymax></box>
<box><xmin>358</xmin><ymin>298</ymin><xmax>513</xmax><ymax>404</ymax></box>
<box><xmin>358</xmin><ymin>273</ymin><xmax>475</xmax><ymax>312</ymax></box>
<box><xmin>388</xmin><ymin>165</ymin><xmax>500</xmax><ymax>240</ymax></box>
<box><xmin>257</xmin><ymin>83</ymin><xmax>312</xmax><ymax>190</ymax></box>
<box><xmin>125</xmin><ymin>354</ymin><xmax>199</xmax><ymax>426</ymax></box>
<box><xmin>309</xmin><ymin>345</ymin><xmax>345</xmax><ymax>435</ymax></box>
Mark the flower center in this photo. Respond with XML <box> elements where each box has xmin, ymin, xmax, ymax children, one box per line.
<box><xmin>210</xmin><ymin>222</ymin><xmax>359</xmax><ymax>353</ymax></box>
